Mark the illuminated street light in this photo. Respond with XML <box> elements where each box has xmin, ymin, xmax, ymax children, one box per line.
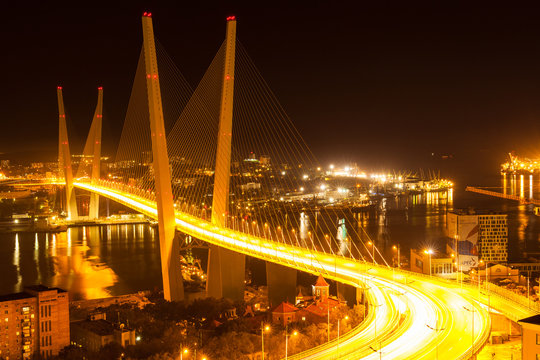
<box><xmin>424</xmin><ymin>249</ymin><xmax>433</xmax><ymax>276</ymax></box>
<box><xmin>180</xmin><ymin>348</ymin><xmax>188</xmax><ymax>360</ymax></box>
<box><xmin>463</xmin><ymin>305</ymin><xmax>476</xmax><ymax>360</ymax></box>
<box><xmin>426</xmin><ymin>322</ymin><xmax>445</xmax><ymax>360</ymax></box>
<box><xmin>337</xmin><ymin>315</ymin><xmax>349</xmax><ymax>357</ymax></box>
<box><xmin>285</xmin><ymin>324</ymin><xmax>298</xmax><ymax>360</ymax></box>
<box><xmin>368</xmin><ymin>241</ymin><xmax>375</xmax><ymax>263</ymax></box>
<box><xmin>370</xmin><ymin>344</ymin><xmax>383</xmax><ymax>360</ymax></box>
<box><xmin>393</xmin><ymin>244</ymin><xmax>400</xmax><ymax>268</ymax></box>
<box><xmin>261</xmin><ymin>322</ymin><xmax>270</xmax><ymax>360</ymax></box>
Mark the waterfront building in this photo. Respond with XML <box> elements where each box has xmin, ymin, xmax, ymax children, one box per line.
<box><xmin>447</xmin><ymin>209</ymin><xmax>508</xmax><ymax>266</ymax></box>
<box><xmin>0</xmin><ymin>285</ymin><xmax>69</xmax><ymax>360</ymax></box>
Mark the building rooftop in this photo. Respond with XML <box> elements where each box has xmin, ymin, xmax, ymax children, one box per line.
<box><xmin>25</xmin><ymin>285</ymin><xmax>66</xmax><ymax>293</ymax></box>
<box><xmin>0</xmin><ymin>292</ymin><xmax>35</xmax><ymax>302</ymax></box>
<box><xmin>314</xmin><ymin>275</ymin><xmax>329</xmax><ymax>287</ymax></box>
<box><xmin>449</xmin><ymin>209</ymin><xmax>505</xmax><ymax>216</ymax></box>
<box><xmin>0</xmin><ymin>285</ymin><xmax>68</xmax><ymax>302</ymax></box>
<box><xmin>519</xmin><ymin>314</ymin><xmax>540</xmax><ymax>326</ymax></box>
<box><xmin>72</xmin><ymin>319</ymin><xmax>114</xmax><ymax>336</ymax></box>
<box><xmin>272</xmin><ymin>301</ymin><xmax>298</xmax><ymax>314</ymax></box>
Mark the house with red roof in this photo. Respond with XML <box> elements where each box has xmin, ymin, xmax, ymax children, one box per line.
<box><xmin>273</xmin><ymin>275</ymin><xmax>345</xmax><ymax>326</ymax></box>
<box><xmin>271</xmin><ymin>301</ymin><xmax>298</xmax><ymax>327</ymax></box>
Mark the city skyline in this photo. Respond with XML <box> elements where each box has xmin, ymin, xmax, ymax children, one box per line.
<box><xmin>0</xmin><ymin>5</ymin><xmax>538</xmax><ymax>358</ymax></box>
<box><xmin>3</xmin><ymin>2</ymin><xmax>540</xmax><ymax>172</ymax></box>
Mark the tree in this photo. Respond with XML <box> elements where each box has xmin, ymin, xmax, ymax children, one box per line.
<box><xmin>54</xmin><ymin>345</ymin><xmax>88</xmax><ymax>360</ymax></box>
<box><xmin>96</xmin><ymin>342</ymin><xmax>124</xmax><ymax>360</ymax></box>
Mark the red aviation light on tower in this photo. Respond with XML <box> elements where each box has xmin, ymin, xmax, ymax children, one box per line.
<box><xmin>226</xmin><ymin>16</ymin><xmax>236</xmax><ymax>21</ymax></box>
<box><xmin>98</xmin><ymin>86</ymin><xmax>103</xmax><ymax>90</ymax></box>
<box><xmin>57</xmin><ymin>86</ymin><xmax>62</xmax><ymax>90</ymax></box>
<box><xmin>143</xmin><ymin>11</ymin><xmax>152</xmax><ymax>17</ymax></box>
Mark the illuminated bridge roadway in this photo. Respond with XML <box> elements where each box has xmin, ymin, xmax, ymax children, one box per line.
<box><xmin>75</xmin><ymin>180</ymin><xmax>533</xmax><ymax>359</ymax></box>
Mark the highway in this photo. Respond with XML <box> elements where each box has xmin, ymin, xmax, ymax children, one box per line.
<box><xmin>75</xmin><ymin>181</ymin><xmax>501</xmax><ymax>359</ymax></box>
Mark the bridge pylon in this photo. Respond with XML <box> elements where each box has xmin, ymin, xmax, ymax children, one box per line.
<box><xmin>142</xmin><ymin>13</ymin><xmax>184</xmax><ymax>301</ymax></box>
<box><xmin>88</xmin><ymin>87</ymin><xmax>103</xmax><ymax>219</ymax></box>
<box><xmin>57</xmin><ymin>87</ymin><xmax>78</xmax><ymax>220</ymax></box>
<box><xmin>207</xmin><ymin>16</ymin><xmax>246</xmax><ymax>301</ymax></box>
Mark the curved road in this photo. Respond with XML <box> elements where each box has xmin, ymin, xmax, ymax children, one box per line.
<box><xmin>76</xmin><ymin>181</ymin><xmax>495</xmax><ymax>359</ymax></box>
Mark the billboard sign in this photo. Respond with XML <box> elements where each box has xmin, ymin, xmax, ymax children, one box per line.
<box><xmin>458</xmin><ymin>254</ymin><xmax>478</xmax><ymax>271</ymax></box>
<box><xmin>457</xmin><ymin>215</ymin><xmax>479</xmax><ymax>256</ymax></box>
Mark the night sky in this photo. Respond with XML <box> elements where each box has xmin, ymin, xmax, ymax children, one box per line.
<box><xmin>4</xmin><ymin>1</ymin><xmax>540</xmax><ymax>178</ymax></box>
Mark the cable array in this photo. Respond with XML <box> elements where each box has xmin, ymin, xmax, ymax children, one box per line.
<box><xmin>108</xmin><ymin>34</ymin><xmax>388</xmax><ymax>268</ymax></box>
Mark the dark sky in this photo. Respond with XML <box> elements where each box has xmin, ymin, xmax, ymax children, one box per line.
<box><xmin>3</xmin><ymin>1</ymin><xmax>540</xmax><ymax>176</ymax></box>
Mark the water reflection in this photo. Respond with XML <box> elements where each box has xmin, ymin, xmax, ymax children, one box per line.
<box><xmin>0</xmin><ymin>224</ymin><xmax>161</xmax><ymax>300</ymax></box>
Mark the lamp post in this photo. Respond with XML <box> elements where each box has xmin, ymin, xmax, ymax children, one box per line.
<box><xmin>285</xmin><ymin>324</ymin><xmax>297</xmax><ymax>360</ymax></box>
<box><xmin>337</xmin><ymin>315</ymin><xmax>349</xmax><ymax>358</ymax></box>
<box><xmin>327</xmin><ymin>297</ymin><xmax>330</xmax><ymax>343</ymax></box>
<box><xmin>393</xmin><ymin>244</ymin><xmax>400</xmax><ymax>268</ymax></box>
<box><xmin>426</xmin><ymin>322</ymin><xmax>445</xmax><ymax>360</ymax></box>
<box><xmin>463</xmin><ymin>305</ymin><xmax>476</xmax><ymax>359</ymax></box>
<box><xmin>180</xmin><ymin>348</ymin><xmax>188</xmax><ymax>360</ymax></box>
<box><xmin>424</xmin><ymin>249</ymin><xmax>433</xmax><ymax>276</ymax></box>
<box><xmin>261</xmin><ymin>323</ymin><xmax>270</xmax><ymax>360</ymax></box>
<box><xmin>369</xmin><ymin>344</ymin><xmax>383</xmax><ymax>360</ymax></box>
<box><xmin>368</xmin><ymin>241</ymin><xmax>375</xmax><ymax>263</ymax></box>
<box><xmin>372</xmin><ymin>302</ymin><xmax>383</xmax><ymax>350</ymax></box>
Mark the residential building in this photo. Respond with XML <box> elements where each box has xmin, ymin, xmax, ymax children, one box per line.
<box><xmin>0</xmin><ymin>285</ymin><xmax>69</xmax><ymax>360</ymax></box>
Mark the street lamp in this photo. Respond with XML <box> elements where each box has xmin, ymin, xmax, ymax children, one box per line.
<box><xmin>371</xmin><ymin>302</ymin><xmax>383</xmax><ymax>351</ymax></box>
<box><xmin>368</xmin><ymin>241</ymin><xmax>375</xmax><ymax>263</ymax></box>
<box><xmin>180</xmin><ymin>348</ymin><xmax>188</xmax><ymax>360</ymax></box>
<box><xmin>285</xmin><ymin>325</ymin><xmax>298</xmax><ymax>360</ymax></box>
<box><xmin>463</xmin><ymin>305</ymin><xmax>476</xmax><ymax>359</ymax></box>
<box><xmin>426</xmin><ymin>323</ymin><xmax>445</xmax><ymax>360</ymax></box>
<box><xmin>393</xmin><ymin>244</ymin><xmax>400</xmax><ymax>268</ymax></box>
<box><xmin>337</xmin><ymin>315</ymin><xmax>349</xmax><ymax>358</ymax></box>
<box><xmin>424</xmin><ymin>249</ymin><xmax>433</xmax><ymax>276</ymax></box>
<box><xmin>369</xmin><ymin>344</ymin><xmax>383</xmax><ymax>360</ymax></box>
<box><xmin>261</xmin><ymin>323</ymin><xmax>270</xmax><ymax>360</ymax></box>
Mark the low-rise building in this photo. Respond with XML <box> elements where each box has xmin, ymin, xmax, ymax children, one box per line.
<box><xmin>410</xmin><ymin>249</ymin><xmax>454</xmax><ymax>276</ymax></box>
<box><xmin>271</xmin><ymin>302</ymin><xmax>298</xmax><ymax>327</ymax></box>
<box><xmin>518</xmin><ymin>314</ymin><xmax>540</xmax><ymax>360</ymax></box>
<box><xmin>272</xmin><ymin>275</ymin><xmax>344</xmax><ymax>326</ymax></box>
<box><xmin>70</xmin><ymin>312</ymin><xmax>135</xmax><ymax>352</ymax></box>
<box><xmin>478</xmin><ymin>264</ymin><xmax>521</xmax><ymax>283</ymax></box>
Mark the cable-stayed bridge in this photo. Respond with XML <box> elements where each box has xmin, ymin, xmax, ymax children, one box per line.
<box><xmin>56</xmin><ymin>13</ymin><xmax>535</xmax><ymax>359</ymax></box>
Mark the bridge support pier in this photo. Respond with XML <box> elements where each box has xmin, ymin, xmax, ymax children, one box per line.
<box><xmin>88</xmin><ymin>87</ymin><xmax>103</xmax><ymax>220</ymax></box>
<box><xmin>207</xmin><ymin>18</ymin><xmax>239</xmax><ymax>301</ymax></box>
<box><xmin>207</xmin><ymin>245</ymin><xmax>245</xmax><ymax>301</ymax></box>
<box><xmin>337</xmin><ymin>282</ymin><xmax>361</xmax><ymax>306</ymax></box>
<box><xmin>142</xmin><ymin>13</ymin><xmax>184</xmax><ymax>301</ymax></box>
<box><xmin>266</xmin><ymin>262</ymin><xmax>297</xmax><ymax>307</ymax></box>
<box><xmin>57</xmin><ymin>87</ymin><xmax>78</xmax><ymax>221</ymax></box>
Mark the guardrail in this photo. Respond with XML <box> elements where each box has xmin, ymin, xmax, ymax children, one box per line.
<box><xmin>486</xmin><ymin>282</ymin><xmax>540</xmax><ymax>313</ymax></box>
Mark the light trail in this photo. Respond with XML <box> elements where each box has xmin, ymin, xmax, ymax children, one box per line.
<box><xmin>75</xmin><ymin>182</ymin><xmax>506</xmax><ymax>359</ymax></box>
